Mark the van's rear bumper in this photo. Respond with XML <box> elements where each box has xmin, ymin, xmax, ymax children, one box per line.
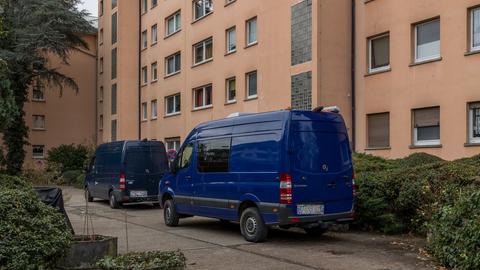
<box><xmin>112</xmin><ymin>190</ymin><xmax>159</xmax><ymax>204</ymax></box>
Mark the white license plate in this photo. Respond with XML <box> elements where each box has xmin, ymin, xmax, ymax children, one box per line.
<box><xmin>297</xmin><ymin>204</ymin><xmax>324</xmax><ymax>215</ymax></box>
<box><xmin>130</xmin><ymin>190</ymin><xmax>148</xmax><ymax>198</ymax></box>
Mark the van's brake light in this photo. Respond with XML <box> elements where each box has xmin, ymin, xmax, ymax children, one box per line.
<box><xmin>280</xmin><ymin>173</ymin><xmax>293</xmax><ymax>204</ymax></box>
<box><xmin>119</xmin><ymin>172</ymin><xmax>126</xmax><ymax>190</ymax></box>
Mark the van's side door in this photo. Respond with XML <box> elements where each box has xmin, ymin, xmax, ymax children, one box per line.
<box><xmin>173</xmin><ymin>143</ymin><xmax>195</xmax><ymax>214</ymax></box>
<box><xmin>85</xmin><ymin>156</ymin><xmax>97</xmax><ymax>194</ymax></box>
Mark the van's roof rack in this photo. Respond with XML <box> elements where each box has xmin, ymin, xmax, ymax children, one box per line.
<box><xmin>226</xmin><ymin>112</ymin><xmax>255</xmax><ymax>118</ymax></box>
<box><xmin>312</xmin><ymin>106</ymin><xmax>340</xmax><ymax>113</ymax></box>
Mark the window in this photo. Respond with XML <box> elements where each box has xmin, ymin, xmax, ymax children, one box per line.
<box><xmin>226</xmin><ymin>77</ymin><xmax>236</xmax><ymax>103</ymax></box>
<box><xmin>111</xmin><ymin>84</ymin><xmax>117</xmax><ymax>115</ymax></box>
<box><xmin>166</xmin><ymin>11</ymin><xmax>181</xmax><ymax>36</ymax></box>
<box><xmin>165</xmin><ymin>52</ymin><xmax>181</xmax><ymax>76</ymax></box>
<box><xmin>142</xmin><ymin>66</ymin><xmax>148</xmax><ymax>84</ymax></box>
<box><xmin>99</xmin><ymin>86</ymin><xmax>104</xmax><ymax>101</ymax></box>
<box><xmin>142</xmin><ymin>102</ymin><xmax>148</xmax><ymax>120</ymax></box>
<box><xmin>111</xmin><ymin>120</ymin><xmax>117</xmax><ymax>142</ymax></box>
<box><xmin>32</xmin><ymin>87</ymin><xmax>44</xmax><ymax>101</ymax></box>
<box><xmin>246</xmin><ymin>17</ymin><xmax>257</xmax><ymax>46</ymax></box>
<box><xmin>414</xmin><ymin>19</ymin><xmax>440</xmax><ymax>63</ymax></box>
<box><xmin>368</xmin><ymin>33</ymin><xmax>390</xmax><ymax>73</ymax></box>
<box><xmin>367</xmin><ymin>113</ymin><xmax>390</xmax><ymax>148</ymax></box>
<box><xmin>413</xmin><ymin>107</ymin><xmax>440</xmax><ymax>146</ymax></box>
<box><xmin>99</xmin><ymin>57</ymin><xmax>104</xmax><ymax>73</ymax></box>
<box><xmin>175</xmin><ymin>143</ymin><xmax>193</xmax><ymax>170</ymax></box>
<box><xmin>111</xmin><ymin>48</ymin><xmax>117</xmax><ymax>79</ymax></box>
<box><xmin>193</xmin><ymin>0</ymin><xmax>213</xmax><ymax>21</ymax></box>
<box><xmin>151</xmin><ymin>100</ymin><xmax>158</xmax><ymax>119</ymax></box>
<box><xmin>112</xmin><ymin>0</ymin><xmax>117</xmax><ymax>9</ymax></box>
<box><xmin>100</xmin><ymin>0</ymin><xmax>104</xmax><ymax>16</ymax></box>
<box><xmin>469</xmin><ymin>102</ymin><xmax>480</xmax><ymax>144</ymax></box>
<box><xmin>33</xmin><ymin>115</ymin><xmax>45</xmax><ymax>130</ymax></box>
<box><xmin>99</xmin><ymin>114</ymin><xmax>104</xmax><ymax>130</ymax></box>
<box><xmin>246</xmin><ymin>71</ymin><xmax>257</xmax><ymax>99</ymax></box>
<box><xmin>226</xmin><ymin>27</ymin><xmax>236</xmax><ymax>53</ymax></box>
<box><xmin>99</xmin><ymin>29</ymin><xmax>104</xmax><ymax>44</ymax></box>
<box><xmin>32</xmin><ymin>145</ymin><xmax>45</xmax><ymax>159</ymax></box>
<box><xmin>111</xmin><ymin>13</ymin><xmax>117</xmax><ymax>44</ymax></box>
<box><xmin>193</xmin><ymin>37</ymin><xmax>213</xmax><ymax>65</ymax></box>
<box><xmin>166</xmin><ymin>137</ymin><xmax>181</xmax><ymax>152</ymax></box>
<box><xmin>197</xmin><ymin>138</ymin><xmax>231</xmax><ymax>173</ymax></box>
<box><xmin>165</xmin><ymin>94</ymin><xmax>181</xmax><ymax>116</ymax></box>
<box><xmin>142</xmin><ymin>30</ymin><xmax>148</xmax><ymax>49</ymax></box>
<box><xmin>142</xmin><ymin>0</ymin><xmax>147</xmax><ymax>13</ymax></box>
<box><xmin>193</xmin><ymin>85</ymin><xmax>212</xmax><ymax>109</ymax></box>
<box><xmin>471</xmin><ymin>7</ymin><xmax>480</xmax><ymax>52</ymax></box>
<box><xmin>151</xmin><ymin>62</ymin><xmax>158</xmax><ymax>81</ymax></box>
<box><xmin>151</xmin><ymin>24</ymin><xmax>158</xmax><ymax>44</ymax></box>
<box><xmin>152</xmin><ymin>0</ymin><xmax>158</xmax><ymax>8</ymax></box>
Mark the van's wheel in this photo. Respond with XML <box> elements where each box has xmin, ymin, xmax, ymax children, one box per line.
<box><xmin>109</xmin><ymin>192</ymin><xmax>121</xmax><ymax>209</ymax></box>
<box><xmin>152</xmin><ymin>202</ymin><xmax>161</xmax><ymax>207</ymax></box>
<box><xmin>85</xmin><ymin>188</ymin><xmax>94</xmax><ymax>202</ymax></box>
<box><xmin>304</xmin><ymin>227</ymin><xmax>328</xmax><ymax>236</ymax></box>
<box><xmin>164</xmin><ymin>199</ymin><xmax>179</xmax><ymax>227</ymax></box>
<box><xmin>240</xmin><ymin>207</ymin><xmax>268</xmax><ymax>243</ymax></box>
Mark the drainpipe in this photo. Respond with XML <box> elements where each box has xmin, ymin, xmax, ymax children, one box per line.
<box><xmin>351</xmin><ymin>0</ymin><xmax>356</xmax><ymax>152</ymax></box>
<box><xmin>138</xmin><ymin>0</ymin><xmax>142</xmax><ymax>140</ymax></box>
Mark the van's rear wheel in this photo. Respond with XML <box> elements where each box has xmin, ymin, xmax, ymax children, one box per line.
<box><xmin>164</xmin><ymin>199</ymin><xmax>179</xmax><ymax>227</ymax></box>
<box><xmin>85</xmin><ymin>188</ymin><xmax>93</xmax><ymax>202</ymax></box>
<box><xmin>109</xmin><ymin>192</ymin><xmax>121</xmax><ymax>209</ymax></box>
<box><xmin>304</xmin><ymin>227</ymin><xmax>328</xmax><ymax>236</ymax></box>
<box><xmin>240</xmin><ymin>207</ymin><xmax>268</xmax><ymax>243</ymax></box>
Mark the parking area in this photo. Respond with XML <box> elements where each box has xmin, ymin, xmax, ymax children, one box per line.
<box><xmin>63</xmin><ymin>187</ymin><xmax>437</xmax><ymax>270</ymax></box>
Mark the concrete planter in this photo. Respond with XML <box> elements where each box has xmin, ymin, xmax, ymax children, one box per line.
<box><xmin>57</xmin><ymin>235</ymin><xmax>118</xmax><ymax>270</ymax></box>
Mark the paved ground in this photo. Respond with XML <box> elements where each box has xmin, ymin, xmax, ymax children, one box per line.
<box><xmin>63</xmin><ymin>187</ymin><xmax>438</xmax><ymax>270</ymax></box>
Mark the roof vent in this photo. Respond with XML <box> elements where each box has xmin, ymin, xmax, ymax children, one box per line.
<box><xmin>312</xmin><ymin>106</ymin><xmax>341</xmax><ymax>113</ymax></box>
<box><xmin>226</xmin><ymin>112</ymin><xmax>253</xmax><ymax>118</ymax></box>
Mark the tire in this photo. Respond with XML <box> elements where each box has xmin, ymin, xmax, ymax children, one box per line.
<box><xmin>152</xmin><ymin>202</ymin><xmax>161</xmax><ymax>207</ymax></box>
<box><xmin>164</xmin><ymin>199</ymin><xmax>180</xmax><ymax>227</ymax></box>
<box><xmin>85</xmin><ymin>188</ymin><xmax>94</xmax><ymax>202</ymax></box>
<box><xmin>303</xmin><ymin>227</ymin><xmax>328</xmax><ymax>236</ymax></box>
<box><xmin>240</xmin><ymin>207</ymin><xmax>268</xmax><ymax>243</ymax></box>
<box><xmin>109</xmin><ymin>192</ymin><xmax>122</xmax><ymax>209</ymax></box>
<box><xmin>219</xmin><ymin>219</ymin><xmax>231</xmax><ymax>225</ymax></box>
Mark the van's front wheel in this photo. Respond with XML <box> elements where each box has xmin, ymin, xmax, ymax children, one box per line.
<box><xmin>240</xmin><ymin>207</ymin><xmax>268</xmax><ymax>243</ymax></box>
<box><xmin>164</xmin><ymin>199</ymin><xmax>179</xmax><ymax>227</ymax></box>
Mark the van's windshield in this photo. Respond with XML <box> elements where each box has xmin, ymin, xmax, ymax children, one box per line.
<box><xmin>125</xmin><ymin>147</ymin><xmax>168</xmax><ymax>174</ymax></box>
<box><xmin>293</xmin><ymin>131</ymin><xmax>351</xmax><ymax>173</ymax></box>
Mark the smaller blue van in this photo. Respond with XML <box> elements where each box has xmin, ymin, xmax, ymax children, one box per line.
<box><xmin>85</xmin><ymin>141</ymin><xmax>168</xmax><ymax>209</ymax></box>
<box><xmin>159</xmin><ymin>109</ymin><xmax>356</xmax><ymax>242</ymax></box>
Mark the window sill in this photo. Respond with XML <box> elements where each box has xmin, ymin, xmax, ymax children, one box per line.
<box><xmin>224</xmin><ymin>0</ymin><xmax>236</xmax><ymax>7</ymax></box>
<box><xmin>141</xmin><ymin>119</ymin><xmax>148</xmax><ymax>123</ymax></box>
<box><xmin>192</xmin><ymin>105</ymin><xmax>213</xmax><ymax>112</ymax></box>
<box><xmin>225</xmin><ymin>100</ymin><xmax>237</xmax><ymax>105</ymax></box>
<box><xmin>151</xmin><ymin>79</ymin><xmax>158</xmax><ymax>84</ymax></box>
<box><xmin>465</xmin><ymin>50</ymin><xmax>480</xmax><ymax>56</ymax></box>
<box><xmin>409</xmin><ymin>57</ymin><xmax>442</xmax><ymax>67</ymax></box>
<box><xmin>365</xmin><ymin>68</ymin><xmax>391</xmax><ymax>77</ymax></box>
<box><xmin>192</xmin><ymin>58</ymin><xmax>213</xmax><ymax>68</ymax></box>
<box><xmin>141</xmin><ymin>83</ymin><xmax>148</xmax><ymax>87</ymax></box>
<box><xmin>245</xmin><ymin>42</ymin><xmax>258</xmax><ymax>49</ymax></box>
<box><xmin>164</xmin><ymin>112</ymin><xmax>181</xmax><ymax>118</ymax></box>
<box><xmin>245</xmin><ymin>96</ymin><xmax>258</xmax><ymax>101</ymax></box>
<box><xmin>225</xmin><ymin>50</ymin><xmax>237</xmax><ymax>56</ymax></box>
<box><xmin>32</xmin><ymin>128</ymin><xmax>46</xmax><ymax>131</ymax></box>
<box><xmin>364</xmin><ymin>0</ymin><xmax>375</xmax><ymax>3</ymax></box>
<box><xmin>141</xmin><ymin>47</ymin><xmax>148</xmax><ymax>52</ymax></box>
<box><xmin>465</xmin><ymin>142</ymin><xmax>480</xmax><ymax>147</ymax></box>
<box><xmin>32</xmin><ymin>99</ymin><xmax>46</xmax><ymax>103</ymax></box>
<box><xmin>151</xmin><ymin>117</ymin><xmax>158</xmax><ymax>121</ymax></box>
<box><xmin>192</xmin><ymin>12</ymin><xmax>213</xmax><ymax>25</ymax></box>
<box><xmin>409</xmin><ymin>144</ymin><xmax>442</xmax><ymax>149</ymax></box>
<box><xmin>365</xmin><ymin>147</ymin><xmax>391</xmax><ymax>151</ymax></box>
<box><xmin>164</xmin><ymin>29</ymin><xmax>181</xmax><ymax>40</ymax></box>
<box><xmin>33</xmin><ymin>157</ymin><xmax>45</xmax><ymax>160</ymax></box>
<box><xmin>151</xmin><ymin>42</ymin><xmax>158</xmax><ymax>47</ymax></box>
<box><xmin>164</xmin><ymin>71</ymin><xmax>181</xmax><ymax>79</ymax></box>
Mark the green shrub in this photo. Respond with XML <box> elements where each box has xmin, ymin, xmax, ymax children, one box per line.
<box><xmin>22</xmin><ymin>162</ymin><xmax>62</xmax><ymax>186</ymax></box>
<box><xmin>352</xmin><ymin>153</ymin><xmax>395</xmax><ymax>174</ymax></box>
<box><xmin>0</xmin><ymin>174</ymin><xmax>72</xmax><ymax>270</ymax></box>
<box><xmin>61</xmin><ymin>170</ymin><xmax>84</xmax><ymax>187</ymax></box>
<box><xmin>393</xmin><ymin>152</ymin><xmax>444</xmax><ymax>169</ymax></box>
<box><xmin>46</xmin><ymin>144</ymin><xmax>90</xmax><ymax>172</ymax></box>
<box><xmin>97</xmin><ymin>250</ymin><xmax>187</xmax><ymax>270</ymax></box>
<box><xmin>427</xmin><ymin>190</ymin><xmax>480</xmax><ymax>270</ymax></box>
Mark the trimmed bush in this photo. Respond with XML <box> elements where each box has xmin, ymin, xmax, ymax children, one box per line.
<box><xmin>97</xmin><ymin>250</ymin><xmax>187</xmax><ymax>270</ymax></box>
<box><xmin>46</xmin><ymin>144</ymin><xmax>90</xmax><ymax>172</ymax></box>
<box><xmin>61</xmin><ymin>170</ymin><xmax>84</xmax><ymax>188</ymax></box>
<box><xmin>0</xmin><ymin>174</ymin><xmax>72</xmax><ymax>270</ymax></box>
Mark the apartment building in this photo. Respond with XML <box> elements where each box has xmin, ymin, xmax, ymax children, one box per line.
<box><xmin>355</xmin><ymin>0</ymin><xmax>480</xmax><ymax>160</ymax></box>
<box><xmin>97</xmin><ymin>0</ymin><xmax>353</xmax><ymax>152</ymax></box>
<box><xmin>24</xmin><ymin>32</ymin><xmax>98</xmax><ymax>163</ymax></box>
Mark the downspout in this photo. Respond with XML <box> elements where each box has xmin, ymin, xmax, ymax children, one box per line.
<box><xmin>138</xmin><ymin>0</ymin><xmax>142</xmax><ymax>140</ymax></box>
<box><xmin>351</xmin><ymin>0</ymin><xmax>356</xmax><ymax>152</ymax></box>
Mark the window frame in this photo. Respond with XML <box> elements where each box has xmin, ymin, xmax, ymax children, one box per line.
<box><xmin>165</xmin><ymin>137</ymin><xmax>181</xmax><ymax>152</ymax></box>
<box><xmin>225</xmin><ymin>77</ymin><xmax>236</xmax><ymax>103</ymax></box>
<box><xmin>111</xmin><ymin>12</ymin><xmax>117</xmax><ymax>44</ymax></box>
<box><xmin>412</xmin><ymin>107</ymin><xmax>441</xmax><ymax>146</ymax></box>
<box><xmin>151</xmin><ymin>0</ymin><xmax>158</xmax><ymax>8</ymax></box>
<box><xmin>32</xmin><ymin>115</ymin><xmax>46</xmax><ymax>130</ymax></box>
<box><xmin>142</xmin><ymin>30</ymin><xmax>148</xmax><ymax>49</ymax></box>
<box><xmin>141</xmin><ymin>102</ymin><xmax>148</xmax><ymax>121</ymax></box>
<box><xmin>151</xmin><ymin>99</ymin><xmax>158</xmax><ymax>119</ymax></box>
<box><xmin>368</xmin><ymin>33</ymin><xmax>390</xmax><ymax>73</ymax></box>
<box><xmin>165</xmin><ymin>93</ymin><xmax>181</xmax><ymax>116</ymax></box>
<box><xmin>414</xmin><ymin>18</ymin><xmax>441</xmax><ymax>63</ymax></box>
<box><xmin>111</xmin><ymin>48</ymin><xmax>117</xmax><ymax>79</ymax></box>
<box><xmin>32</xmin><ymin>87</ymin><xmax>45</xmax><ymax>102</ymax></box>
<box><xmin>226</xmin><ymin>26</ymin><xmax>236</xmax><ymax>54</ymax></box>
<box><xmin>165</xmin><ymin>52</ymin><xmax>181</xmax><ymax>76</ymax></box>
<box><xmin>196</xmin><ymin>138</ymin><xmax>232</xmax><ymax>173</ymax></box>
<box><xmin>468</xmin><ymin>102</ymin><xmax>480</xmax><ymax>144</ymax></box>
<box><xmin>193</xmin><ymin>0</ymin><xmax>213</xmax><ymax>22</ymax></box>
<box><xmin>151</xmin><ymin>24</ymin><xmax>158</xmax><ymax>45</ymax></box>
<box><xmin>165</xmin><ymin>11</ymin><xmax>181</xmax><ymax>37</ymax></box>
<box><xmin>142</xmin><ymin>0</ymin><xmax>147</xmax><ymax>14</ymax></box>
<box><xmin>193</xmin><ymin>37</ymin><xmax>213</xmax><ymax>65</ymax></box>
<box><xmin>470</xmin><ymin>7</ymin><xmax>480</xmax><ymax>52</ymax></box>
<box><xmin>99</xmin><ymin>114</ymin><xmax>104</xmax><ymax>130</ymax></box>
<box><xmin>366</xmin><ymin>112</ymin><xmax>390</xmax><ymax>149</ymax></box>
<box><xmin>246</xmin><ymin>17</ymin><xmax>258</xmax><ymax>46</ymax></box>
<box><xmin>193</xmin><ymin>84</ymin><xmax>213</xmax><ymax>110</ymax></box>
<box><xmin>246</xmin><ymin>71</ymin><xmax>258</xmax><ymax>99</ymax></box>
<box><xmin>151</xmin><ymin>62</ymin><xmax>158</xmax><ymax>82</ymax></box>
<box><xmin>111</xmin><ymin>84</ymin><xmax>117</xmax><ymax>115</ymax></box>
<box><xmin>32</xmin><ymin>145</ymin><xmax>45</xmax><ymax>159</ymax></box>
<box><xmin>141</xmin><ymin>66</ymin><xmax>148</xmax><ymax>85</ymax></box>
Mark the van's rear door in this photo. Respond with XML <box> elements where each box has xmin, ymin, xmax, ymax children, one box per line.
<box><xmin>290</xmin><ymin>112</ymin><xmax>354</xmax><ymax>215</ymax></box>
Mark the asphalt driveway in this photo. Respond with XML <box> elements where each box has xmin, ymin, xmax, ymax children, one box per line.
<box><xmin>62</xmin><ymin>187</ymin><xmax>437</xmax><ymax>270</ymax></box>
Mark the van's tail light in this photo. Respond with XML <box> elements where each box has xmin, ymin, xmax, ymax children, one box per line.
<box><xmin>352</xmin><ymin>171</ymin><xmax>358</xmax><ymax>197</ymax></box>
<box><xmin>280</xmin><ymin>173</ymin><xmax>293</xmax><ymax>204</ymax></box>
<box><xmin>119</xmin><ymin>172</ymin><xmax>126</xmax><ymax>190</ymax></box>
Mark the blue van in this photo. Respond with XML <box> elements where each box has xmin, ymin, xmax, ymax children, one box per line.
<box><xmin>159</xmin><ymin>109</ymin><xmax>356</xmax><ymax>242</ymax></box>
<box><xmin>85</xmin><ymin>141</ymin><xmax>168</xmax><ymax>209</ymax></box>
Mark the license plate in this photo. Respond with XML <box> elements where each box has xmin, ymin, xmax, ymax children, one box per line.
<box><xmin>130</xmin><ymin>190</ymin><xmax>148</xmax><ymax>198</ymax></box>
<box><xmin>297</xmin><ymin>204</ymin><xmax>324</xmax><ymax>215</ymax></box>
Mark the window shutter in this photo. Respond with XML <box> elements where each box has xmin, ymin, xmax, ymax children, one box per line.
<box><xmin>414</xmin><ymin>107</ymin><xmax>439</xmax><ymax>127</ymax></box>
<box><xmin>367</xmin><ymin>113</ymin><xmax>390</xmax><ymax>148</ymax></box>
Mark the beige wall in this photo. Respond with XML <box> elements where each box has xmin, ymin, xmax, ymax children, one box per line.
<box><xmin>24</xmin><ymin>33</ymin><xmax>97</xmax><ymax>164</ymax></box>
<box><xmin>355</xmin><ymin>0</ymin><xmax>480</xmax><ymax>160</ymax></box>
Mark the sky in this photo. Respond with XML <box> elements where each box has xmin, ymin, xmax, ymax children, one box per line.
<box><xmin>77</xmin><ymin>0</ymin><xmax>98</xmax><ymax>17</ymax></box>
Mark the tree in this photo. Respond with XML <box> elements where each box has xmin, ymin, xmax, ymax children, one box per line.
<box><xmin>0</xmin><ymin>0</ymin><xmax>94</xmax><ymax>174</ymax></box>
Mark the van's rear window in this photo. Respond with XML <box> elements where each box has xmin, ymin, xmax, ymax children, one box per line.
<box><xmin>125</xmin><ymin>147</ymin><xmax>167</xmax><ymax>174</ymax></box>
<box><xmin>293</xmin><ymin>132</ymin><xmax>351</xmax><ymax>173</ymax></box>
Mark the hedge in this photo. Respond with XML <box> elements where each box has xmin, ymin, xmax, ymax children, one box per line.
<box><xmin>97</xmin><ymin>251</ymin><xmax>187</xmax><ymax>270</ymax></box>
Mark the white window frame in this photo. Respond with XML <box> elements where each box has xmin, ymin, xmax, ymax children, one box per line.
<box><xmin>193</xmin><ymin>85</ymin><xmax>213</xmax><ymax>110</ymax></box>
<box><xmin>99</xmin><ymin>114</ymin><xmax>104</xmax><ymax>130</ymax></box>
<box><xmin>413</xmin><ymin>128</ymin><xmax>440</xmax><ymax>146</ymax></box>
<box><xmin>142</xmin><ymin>0</ymin><xmax>147</xmax><ymax>13</ymax></box>
<box><xmin>246</xmin><ymin>71</ymin><xmax>258</xmax><ymax>99</ymax></box>
<box><xmin>226</xmin><ymin>27</ymin><xmax>236</xmax><ymax>54</ymax></box>
<box><xmin>142</xmin><ymin>102</ymin><xmax>148</xmax><ymax>121</ymax></box>
<box><xmin>193</xmin><ymin>38</ymin><xmax>213</xmax><ymax>65</ymax></box>
<box><xmin>142</xmin><ymin>66</ymin><xmax>148</xmax><ymax>84</ymax></box>
<box><xmin>32</xmin><ymin>88</ymin><xmax>45</xmax><ymax>102</ymax></box>
<box><xmin>165</xmin><ymin>52</ymin><xmax>181</xmax><ymax>76</ymax></box>
<box><xmin>33</xmin><ymin>115</ymin><xmax>46</xmax><ymax>130</ymax></box>
<box><xmin>151</xmin><ymin>62</ymin><xmax>158</xmax><ymax>82</ymax></box>
<box><xmin>165</xmin><ymin>137</ymin><xmax>181</xmax><ymax>152</ymax></box>
<box><xmin>142</xmin><ymin>30</ymin><xmax>148</xmax><ymax>49</ymax></box>
<box><xmin>151</xmin><ymin>100</ymin><xmax>158</xmax><ymax>119</ymax></box>
<box><xmin>166</xmin><ymin>11</ymin><xmax>181</xmax><ymax>37</ymax></box>
<box><xmin>193</xmin><ymin>0</ymin><xmax>213</xmax><ymax>21</ymax></box>
<box><xmin>226</xmin><ymin>77</ymin><xmax>236</xmax><ymax>103</ymax></box>
<box><xmin>165</xmin><ymin>94</ymin><xmax>181</xmax><ymax>116</ymax></box>
<box><xmin>151</xmin><ymin>24</ymin><xmax>158</xmax><ymax>45</ymax></box>
<box><xmin>471</xmin><ymin>7</ymin><xmax>480</xmax><ymax>52</ymax></box>
<box><xmin>368</xmin><ymin>33</ymin><xmax>390</xmax><ymax>73</ymax></box>
<box><xmin>414</xmin><ymin>19</ymin><xmax>441</xmax><ymax>63</ymax></box>
<box><xmin>225</xmin><ymin>0</ymin><xmax>236</xmax><ymax>5</ymax></box>
<box><xmin>32</xmin><ymin>145</ymin><xmax>45</xmax><ymax>159</ymax></box>
<box><xmin>246</xmin><ymin>17</ymin><xmax>258</xmax><ymax>46</ymax></box>
<box><xmin>469</xmin><ymin>103</ymin><xmax>480</xmax><ymax>144</ymax></box>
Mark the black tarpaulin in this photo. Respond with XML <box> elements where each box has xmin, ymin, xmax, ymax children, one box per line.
<box><xmin>34</xmin><ymin>187</ymin><xmax>75</xmax><ymax>234</ymax></box>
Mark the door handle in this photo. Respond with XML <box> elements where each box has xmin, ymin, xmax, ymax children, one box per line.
<box><xmin>185</xmin><ymin>175</ymin><xmax>192</xmax><ymax>180</ymax></box>
<box><xmin>327</xmin><ymin>181</ymin><xmax>336</xmax><ymax>188</ymax></box>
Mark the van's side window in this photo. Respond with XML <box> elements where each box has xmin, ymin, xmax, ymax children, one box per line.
<box><xmin>197</xmin><ymin>138</ymin><xmax>231</xmax><ymax>173</ymax></box>
<box><xmin>179</xmin><ymin>144</ymin><xmax>193</xmax><ymax>169</ymax></box>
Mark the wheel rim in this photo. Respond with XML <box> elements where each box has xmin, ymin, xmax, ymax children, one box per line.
<box><xmin>165</xmin><ymin>206</ymin><xmax>172</xmax><ymax>222</ymax></box>
<box><xmin>245</xmin><ymin>216</ymin><xmax>257</xmax><ymax>236</ymax></box>
<box><xmin>110</xmin><ymin>195</ymin><xmax>114</xmax><ymax>207</ymax></box>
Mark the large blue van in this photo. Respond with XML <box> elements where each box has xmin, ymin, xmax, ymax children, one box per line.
<box><xmin>159</xmin><ymin>109</ymin><xmax>356</xmax><ymax>242</ymax></box>
<box><xmin>85</xmin><ymin>141</ymin><xmax>168</xmax><ymax>209</ymax></box>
